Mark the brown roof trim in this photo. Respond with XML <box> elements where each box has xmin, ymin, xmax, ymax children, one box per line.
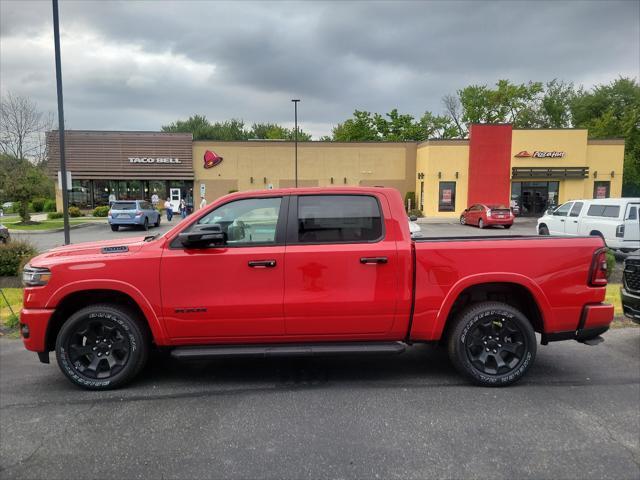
<box><xmin>193</xmin><ymin>140</ymin><xmax>416</xmax><ymax>147</ymax></box>
<box><xmin>417</xmin><ymin>139</ymin><xmax>469</xmax><ymax>147</ymax></box>
<box><xmin>48</xmin><ymin>130</ymin><xmax>192</xmax><ymax>138</ymax></box>
<box><xmin>587</xmin><ymin>138</ymin><xmax>625</xmax><ymax>145</ymax></box>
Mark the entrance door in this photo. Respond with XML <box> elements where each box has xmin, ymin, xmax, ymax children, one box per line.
<box><xmin>169</xmin><ymin>188</ymin><xmax>181</xmax><ymax>213</ymax></box>
<box><xmin>521</xmin><ymin>185</ymin><xmax>548</xmax><ymax>216</ymax></box>
<box><xmin>284</xmin><ymin>194</ymin><xmax>399</xmax><ymax>336</ymax></box>
<box><xmin>160</xmin><ymin>196</ymin><xmax>287</xmax><ymax>339</ymax></box>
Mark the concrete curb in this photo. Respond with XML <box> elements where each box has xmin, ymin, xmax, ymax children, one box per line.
<box><xmin>8</xmin><ymin>222</ymin><xmax>103</xmax><ymax>235</ymax></box>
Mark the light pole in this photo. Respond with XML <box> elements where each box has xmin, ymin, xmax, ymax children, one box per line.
<box><xmin>52</xmin><ymin>0</ymin><xmax>70</xmax><ymax>244</ymax></box>
<box><xmin>292</xmin><ymin>99</ymin><xmax>300</xmax><ymax>187</ymax></box>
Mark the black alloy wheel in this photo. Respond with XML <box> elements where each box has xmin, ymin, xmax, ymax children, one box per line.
<box><xmin>448</xmin><ymin>301</ymin><xmax>536</xmax><ymax>386</ymax></box>
<box><xmin>55</xmin><ymin>304</ymin><xmax>148</xmax><ymax>389</ymax></box>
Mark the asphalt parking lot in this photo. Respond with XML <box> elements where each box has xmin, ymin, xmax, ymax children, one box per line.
<box><xmin>11</xmin><ymin>216</ymin><xmax>538</xmax><ymax>253</ymax></box>
<box><xmin>1</xmin><ymin>329</ymin><xmax>638</xmax><ymax>479</ymax></box>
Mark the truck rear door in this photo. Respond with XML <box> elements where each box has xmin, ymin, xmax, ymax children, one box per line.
<box><xmin>283</xmin><ymin>194</ymin><xmax>399</xmax><ymax>335</ymax></box>
<box><xmin>624</xmin><ymin>203</ymin><xmax>640</xmax><ymax>249</ymax></box>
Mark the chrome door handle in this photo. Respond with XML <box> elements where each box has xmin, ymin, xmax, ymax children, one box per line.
<box><xmin>248</xmin><ymin>260</ymin><xmax>277</xmax><ymax>268</ymax></box>
<box><xmin>360</xmin><ymin>257</ymin><xmax>388</xmax><ymax>264</ymax></box>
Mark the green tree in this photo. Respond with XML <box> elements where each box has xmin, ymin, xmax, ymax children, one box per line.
<box><xmin>458</xmin><ymin>80</ymin><xmax>543</xmax><ymax>128</ymax></box>
<box><xmin>0</xmin><ymin>154</ymin><xmax>53</xmax><ymax>223</ymax></box>
<box><xmin>571</xmin><ymin>77</ymin><xmax>640</xmax><ymax>196</ymax></box>
<box><xmin>249</xmin><ymin>123</ymin><xmax>312</xmax><ymax>141</ymax></box>
<box><xmin>332</xmin><ymin>110</ymin><xmax>379</xmax><ymax>141</ymax></box>
<box><xmin>537</xmin><ymin>79</ymin><xmax>575</xmax><ymax>128</ymax></box>
<box><xmin>162</xmin><ymin>115</ymin><xmax>249</xmax><ymax>140</ymax></box>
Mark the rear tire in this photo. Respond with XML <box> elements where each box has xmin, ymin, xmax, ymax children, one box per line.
<box><xmin>460</xmin><ymin>216</ymin><xmax>466</xmax><ymax>225</ymax></box>
<box><xmin>110</xmin><ymin>225</ymin><xmax>119</xmax><ymax>232</ymax></box>
<box><xmin>55</xmin><ymin>304</ymin><xmax>149</xmax><ymax>390</ymax></box>
<box><xmin>154</xmin><ymin>215</ymin><xmax>160</xmax><ymax>228</ymax></box>
<box><xmin>447</xmin><ymin>301</ymin><xmax>536</xmax><ymax>387</ymax></box>
<box><xmin>538</xmin><ymin>225</ymin><xmax>549</xmax><ymax>235</ymax></box>
<box><xmin>478</xmin><ymin>219</ymin><xmax>484</xmax><ymax>229</ymax></box>
<box><xmin>142</xmin><ymin>218</ymin><xmax>149</xmax><ymax>231</ymax></box>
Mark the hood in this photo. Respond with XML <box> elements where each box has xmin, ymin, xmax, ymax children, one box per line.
<box><xmin>29</xmin><ymin>236</ymin><xmax>149</xmax><ymax>267</ymax></box>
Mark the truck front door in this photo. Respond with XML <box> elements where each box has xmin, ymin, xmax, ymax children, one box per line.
<box><xmin>283</xmin><ymin>194</ymin><xmax>399</xmax><ymax>336</ymax></box>
<box><xmin>160</xmin><ymin>196</ymin><xmax>287</xmax><ymax>339</ymax></box>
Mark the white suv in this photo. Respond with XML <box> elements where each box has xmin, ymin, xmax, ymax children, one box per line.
<box><xmin>537</xmin><ymin>198</ymin><xmax>639</xmax><ymax>252</ymax></box>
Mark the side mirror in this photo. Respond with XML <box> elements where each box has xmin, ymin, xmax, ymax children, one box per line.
<box><xmin>409</xmin><ymin>215</ymin><xmax>418</xmax><ymax>222</ymax></box>
<box><xmin>179</xmin><ymin>224</ymin><xmax>227</xmax><ymax>248</ymax></box>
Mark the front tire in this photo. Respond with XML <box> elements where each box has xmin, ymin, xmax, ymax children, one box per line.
<box><xmin>55</xmin><ymin>304</ymin><xmax>149</xmax><ymax>390</ymax></box>
<box><xmin>447</xmin><ymin>301</ymin><xmax>536</xmax><ymax>387</ymax></box>
<box><xmin>538</xmin><ymin>225</ymin><xmax>549</xmax><ymax>235</ymax></box>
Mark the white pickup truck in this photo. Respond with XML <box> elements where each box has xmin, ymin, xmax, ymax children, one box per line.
<box><xmin>537</xmin><ymin>197</ymin><xmax>640</xmax><ymax>252</ymax></box>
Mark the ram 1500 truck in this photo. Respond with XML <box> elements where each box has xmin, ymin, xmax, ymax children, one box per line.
<box><xmin>20</xmin><ymin>187</ymin><xmax>614</xmax><ymax>389</ymax></box>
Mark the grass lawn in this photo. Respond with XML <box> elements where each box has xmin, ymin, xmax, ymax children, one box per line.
<box><xmin>0</xmin><ymin>287</ymin><xmax>22</xmax><ymax>325</ymax></box>
<box><xmin>3</xmin><ymin>217</ymin><xmax>105</xmax><ymax>231</ymax></box>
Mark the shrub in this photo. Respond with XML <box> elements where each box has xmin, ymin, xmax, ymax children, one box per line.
<box><xmin>0</xmin><ymin>240</ymin><xmax>38</xmax><ymax>276</ymax></box>
<box><xmin>93</xmin><ymin>205</ymin><xmax>110</xmax><ymax>217</ymax></box>
<box><xmin>228</xmin><ymin>189</ymin><xmax>239</xmax><ymax>194</ymax></box>
<box><xmin>47</xmin><ymin>211</ymin><xmax>63</xmax><ymax>219</ymax></box>
<box><xmin>404</xmin><ymin>191</ymin><xmax>416</xmax><ymax>211</ymax></box>
<box><xmin>31</xmin><ymin>198</ymin><xmax>46</xmax><ymax>212</ymax></box>
<box><xmin>68</xmin><ymin>206</ymin><xmax>82</xmax><ymax>217</ymax></box>
<box><xmin>408</xmin><ymin>208</ymin><xmax>424</xmax><ymax>218</ymax></box>
<box><xmin>43</xmin><ymin>199</ymin><xmax>56</xmax><ymax>212</ymax></box>
<box><xmin>5</xmin><ymin>313</ymin><xmax>20</xmax><ymax>329</ymax></box>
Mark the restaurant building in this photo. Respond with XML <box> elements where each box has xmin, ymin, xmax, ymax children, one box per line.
<box><xmin>48</xmin><ymin>125</ymin><xmax>625</xmax><ymax>217</ymax></box>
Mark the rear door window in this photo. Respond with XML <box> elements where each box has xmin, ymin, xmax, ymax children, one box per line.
<box><xmin>297</xmin><ymin>195</ymin><xmax>383</xmax><ymax>243</ymax></box>
<box><xmin>625</xmin><ymin>205</ymin><xmax>638</xmax><ymax>220</ymax></box>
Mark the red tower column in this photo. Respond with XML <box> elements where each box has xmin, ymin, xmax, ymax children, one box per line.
<box><xmin>467</xmin><ymin>124</ymin><xmax>512</xmax><ymax>207</ymax></box>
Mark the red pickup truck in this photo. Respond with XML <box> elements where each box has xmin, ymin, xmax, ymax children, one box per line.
<box><xmin>20</xmin><ymin>187</ymin><xmax>614</xmax><ymax>389</ymax></box>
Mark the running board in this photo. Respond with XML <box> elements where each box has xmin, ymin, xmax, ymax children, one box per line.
<box><xmin>170</xmin><ymin>342</ymin><xmax>407</xmax><ymax>360</ymax></box>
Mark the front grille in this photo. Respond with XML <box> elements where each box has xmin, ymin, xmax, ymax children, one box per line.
<box><xmin>624</xmin><ymin>258</ymin><xmax>640</xmax><ymax>293</ymax></box>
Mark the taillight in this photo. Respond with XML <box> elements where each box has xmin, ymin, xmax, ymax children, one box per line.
<box><xmin>616</xmin><ymin>224</ymin><xmax>625</xmax><ymax>237</ymax></box>
<box><xmin>135</xmin><ymin>210</ymin><xmax>142</xmax><ymax>216</ymax></box>
<box><xmin>589</xmin><ymin>248</ymin><xmax>608</xmax><ymax>287</ymax></box>
<box><xmin>107</xmin><ymin>210</ymin><xmax>112</xmax><ymax>217</ymax></box>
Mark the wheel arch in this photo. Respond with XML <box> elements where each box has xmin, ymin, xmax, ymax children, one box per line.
<box><xmin>45</xmin><ymin>282</ymin><xmax>167</xmax><ymax>351</ymax></box>
<box><xmin>433</xmin><ymin>274</ymin><xmax>551</xmax><ymax>341</ymax></box>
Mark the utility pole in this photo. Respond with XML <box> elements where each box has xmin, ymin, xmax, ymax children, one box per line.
<box><xmin>292</xmin><ymin>99</ymin><xmax>300</xmax><ymax>187</ymax></box>
<box><xmin>52</xmin><ymin>0</ymin><xmax>70</xmax><ymax>244</ymax></box>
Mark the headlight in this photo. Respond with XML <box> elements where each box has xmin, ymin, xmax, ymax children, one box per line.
<box><xmin>22</xmin><ymin>265</ymin><xmax>52</xmax><ymax>287</ymax></box>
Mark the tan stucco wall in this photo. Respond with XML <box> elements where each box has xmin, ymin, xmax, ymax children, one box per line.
<box><xmin>193</xmin><ymin>141</ymin><xmax>416</xmax><ymax>207</ymax></box>
<box><xmin>415</xmin><ymin>141</ymin><xmax>470</xmax><ymax>217</ymax></box>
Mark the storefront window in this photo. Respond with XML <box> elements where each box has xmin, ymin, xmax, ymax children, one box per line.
<box><xmin>593</xmin><ymin>181</ymin><xmax>610</xmax><ymax>199</ymax></box>
<box><xmin>438</xmin><ymin>182</ymin><xmax>456</xmax><ymax>212</ymax></box>
<box><xmin>118</xmin><ymin>180</ymin><xmax>143</xmax><ymax>201</ymax></box>
<box><xmin>93</xmin><ymin>180</ymin><xmax>117</xmax><ymax>207</ymax></box>
<box><xmin>69</xmin><ymin>180</ymin><xmax>91</xmax><ymax>209</ymax></box>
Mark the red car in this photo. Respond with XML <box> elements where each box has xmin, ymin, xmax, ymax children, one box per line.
<box><xmin>460</xmin><ymin>204</ymin><xmax>514</xmax><ymax>229</ymax></box>
<box><xmin>20</xmin><ymin>187</ymin><xmax>612</xmax><ymax>390</ymax></box>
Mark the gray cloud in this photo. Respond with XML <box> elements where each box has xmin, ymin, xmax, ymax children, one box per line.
<box><xmin>1</xmin><ymin>0</ymin><xmax>638</xmax><ymax>138</ymax></box>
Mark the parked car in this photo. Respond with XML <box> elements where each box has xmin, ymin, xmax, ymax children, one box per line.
<box><xmin>621</xmin><ymin>253</ymin><xmax>640</xmax><ymax>323</ymax></box>
<box><xmin>0</xmin><ymin>224</ymin><xmax>9</xmax><ymax>244</ymax></box>
<box><xmin>460</xmin><ymin>204</ymin><xmax>514</xmax><ymax>229</ymax></box>
<box><xmin>2</xmin><ymin>201</ymin><xmax>14</xmax><ymax>210</ymax></box>
<box><xmin>108</xmin><ymin>200</ymin><xmax>161</xmax><ymax>232</ymax></box>
<box><xmin>537</xmin><ymin>198</ymin><xmax>640</xmax><ymax>252</ymax></box>
<box><xmin>21</xmin><ymin>187</ymin><xmax>613</xmax><ymax>390</ymax></box>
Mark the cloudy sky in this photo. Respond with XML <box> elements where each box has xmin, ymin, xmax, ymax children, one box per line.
<box><xmin>1</xmin><ymin>0</ymin><xmax>638</xmax><ymax>138</ymax></box>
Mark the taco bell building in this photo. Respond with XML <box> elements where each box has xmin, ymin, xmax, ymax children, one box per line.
<box><xmin>48</xmin><ymin>124</ymin><xmax>625</xmax><ymax>217</ymax></box>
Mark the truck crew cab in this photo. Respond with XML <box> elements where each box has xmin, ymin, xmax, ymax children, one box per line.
<box><xmin>20</xmin><ymin>187</ymin><xmax>613</xmax><ymax>389</ymax></box>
